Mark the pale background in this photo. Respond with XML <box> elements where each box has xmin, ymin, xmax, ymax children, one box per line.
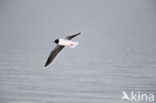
<box><xmin>0</xmin><ymin>0</ymin><xmax>156</xmax><ymax>103</ymax></box>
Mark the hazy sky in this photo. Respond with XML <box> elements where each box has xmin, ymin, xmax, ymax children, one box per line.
<box><xmin>0</xmin><ymin>0</ymin><xmax>156</xmax><ymax>51</ymax></box>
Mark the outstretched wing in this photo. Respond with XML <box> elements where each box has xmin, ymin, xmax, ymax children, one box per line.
<box><xmin>44</xmin><ymin>45</ymin><xmax>64</xmax><ymax>67</ymax></box>
<box><xmin>65</xmin><ymin>32</ymin><xmax>81</xmax><ymax>40</ymax></box>
<box><xmin>44</xmin><ymin>32</ymin><xmax>81</xmax><ymax>67</ymax></box>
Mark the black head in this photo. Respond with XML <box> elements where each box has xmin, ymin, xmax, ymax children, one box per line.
<box><xmin>54</xmin><ymin>39</ymin><xmax>59</xmax><ymax>44</ymax></box>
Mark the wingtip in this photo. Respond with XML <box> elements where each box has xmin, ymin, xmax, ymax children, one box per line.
<box><xmin>43</xmin><ymin>65</ymin><xmax>49</xmax><ymax>69</ymax></box>
<box><xmin>77</xmin><ymin>32</ymin><xmax>82</xmax><ymax>35</ymax></box>
<box><xmin>79</xmin><ymin>32</ymin><xmax>83</xmax><ymax>34</ymax></box>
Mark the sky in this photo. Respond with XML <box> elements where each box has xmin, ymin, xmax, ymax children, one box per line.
<box><xmin>0</xmin><ymin>0</ymin><xmax>156</xmax><ymax>51</ymax></box>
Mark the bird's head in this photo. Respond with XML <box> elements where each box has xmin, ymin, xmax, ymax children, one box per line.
<box><xmin>54</xmin><ymin>39</ymin><xmax>59</xmax><ymax>44</ymax></box>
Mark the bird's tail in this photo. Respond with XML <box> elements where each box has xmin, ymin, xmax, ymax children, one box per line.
<box><xmin>69</xmin><ymin>41</ymin><xmax>79</xmax><ymax>48</ymax></box>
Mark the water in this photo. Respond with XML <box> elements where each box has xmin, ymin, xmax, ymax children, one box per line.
<box><xmin>0</xmin><ymin>0</ymin><xmax>156</xmax><ymax>103</ymax></box>
<box><xmin>0</xmin><ymin>32</ymin><xmax>156</xmax><ymax>103</ymax></box>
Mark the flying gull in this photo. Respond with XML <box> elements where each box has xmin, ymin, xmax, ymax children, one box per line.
<box><xmin>44</xmin><ymin>32</ymin><xmax>81</xmax><ymax>68</ymax></box>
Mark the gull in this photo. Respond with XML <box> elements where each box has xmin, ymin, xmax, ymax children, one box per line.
<box><xmin>44</xmin><ymin>32</ymin><xmax>81</xmax><ymax>68</ymax></box>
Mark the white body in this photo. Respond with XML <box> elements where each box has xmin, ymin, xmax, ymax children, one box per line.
<box><xmin>58</xmin><ymin>39</ymin><xmax>78</xmax><ymax>48</ymax></box>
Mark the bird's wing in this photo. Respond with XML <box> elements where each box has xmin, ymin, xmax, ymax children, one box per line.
<box><xmin>44</xmin><ymin>32</ymin><xmax>81</xmax><ymax>67</ymax></box>
<box><xmin>65</xmin><ymin>32</ymin><xmax>81</xmax><ymax>40</ymax></box>
<box><xmin>44</xmin><ymin>45</ymin><xmax>65</xmax><ymax>67</ymax></box>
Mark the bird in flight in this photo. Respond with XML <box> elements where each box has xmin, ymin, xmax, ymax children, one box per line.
<box><xmin>44</xmin><ymin>32</ymin><xmax>81</xmax><ymax>68</ymax></box>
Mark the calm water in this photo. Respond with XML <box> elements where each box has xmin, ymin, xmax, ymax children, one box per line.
<box><xmin>0</xmin><ymin>33</ymin><xmax>156</xmax><ymax>103</ymax></box>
